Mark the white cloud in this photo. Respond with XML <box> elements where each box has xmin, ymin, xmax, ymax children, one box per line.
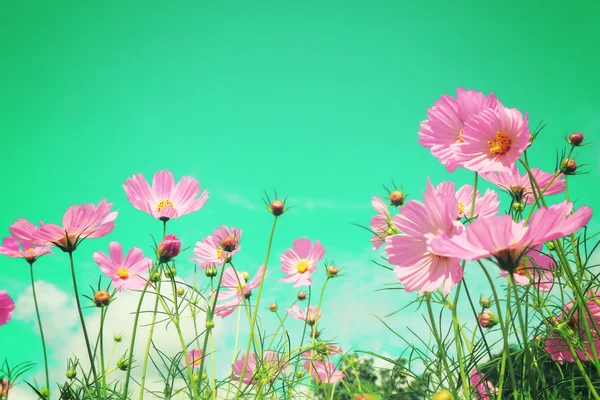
<box><xmin>222</xmin><ymin>193</ymin><xmax>259</xmax><ymax>211</ymax></box>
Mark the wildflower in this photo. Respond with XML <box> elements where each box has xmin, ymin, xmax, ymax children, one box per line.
<box><xmin>369</xmin><ymin>197</ymin><xmax>398</xmax><ymax>250</ymax></box>
<box><xmin>455</xmin><ymin>105</ymin><xmax>531</xmax><ymax>173</ymax></box>
<box><xmin>215</xmin><ymin>265</ymin><xmax>266</xmax><ymax>318</ymax></box>
<box><xmin>469</xmin><ymin>368</ymin><xmax>497</xmax><ymax>399</ymax></box>
<box><xmin>0</xmin><ymin>291</ymin><xmax>15</xmax><ymax>327</ymax></box>
<box><xmin>481</xmin><ymin>167</ymin><xmax>565</xmax><ymax>205</ymax></box>
<box><xmin>280</xmin><ymin>238</ymin><xmax>325</xmax><ymax>288</ymax></box>
<box><xmin>454</xmin><ymin>184</ymin><xmax>499</xmax><ymax>219</ymax></box>
<box><xmin>0</xmin><ymin>231</ymin><xmax>52</xmax><ymax>264</ymax></box>
<box><xmin>418</xmin><ymin>87</ymin><xmax>501</xmax><ymax>171</ymax></box>
<box><xmin>123</xmin><ymin>170</ymin><xmax>208</xmax><ymax>221</ymax></box>
<box><xmin>191</xmin><ymin>226</ymin><xmax>242</xmax><ymax>269</ymax></box>
<box><xmin>428</xmin><ymin>201</ymin><xmax>591</xmax><ymax>273</ymax></box>
<box><xmin>385</xmin><ymin>179</ymin><xmax>464</xmax><ymax>295</ymax></box>
<box><xmin>183</xmin><ymin>349</ymin><xmax>203</xmax><ymax>369</ymax></box>
<box><xmin>478</xmin><ymin>310</ymin><xmax>499</xmax><ymax>328</ymax></box>
<box><xmin>303</xmin><ymin>359</ymin><xmax>344</xmax><ymax>384</ymax></box>
<box><xmin>94</xmin><ymin>242</ymin><xmax>153</xmax><ymax>292</ymax></box>
<box><xmin>544</xmin><ymin>293</ymin><xmax>600</xmax><ymax>363</ymax></box>
<box><xmin>286</xmin><ymin>305</ymin><xmax>322</xmax><ymax>326</ymax></box>
<box><xmin>232</xmin><ymin>351</ymin><xmax>286</xmax><ymax>385</ymax></box>
<box><xmin>157</xmin><ymin>234</ymin><xmax>181</xmax><ymax>262</ymax></box>
<box><xmin>498</xmin><ymin>246</ymin><xmax>555</xmax><ymax>291</ymax></box>
<box><xmin>30</xmin><ymin>199</ymin><xmax>117</xmax><ymax>252</ymax></box>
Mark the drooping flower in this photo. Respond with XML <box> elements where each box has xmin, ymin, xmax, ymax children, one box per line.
<box><xmin>286</xmin><ymin>305</ymin><xmax>322</xmax><ymax>326</ymax></box>
<box><xmin>123</xmin><ymin>170</ymin><xmax>209</xmax><ymax>221</ymax></box>
<box><xmin>454</xmin><ymin>106</ymin><xmax>531</xmax><ymax>174</ymax></box>
<box><xmin>303</xmin><ymin>359</ymin><xmax>344</xmax><ymax>384</ymax></box>
<box><xmin>0</xmin><ymin>291</ymin><xmax>15</xmax><ymax>327</ymax></box>
<box><xmin>280</xmin><ymin>238</ymin><xmax>325</xmax><ymax>288</ymax></box>
<box><xmin>418</xmin><ymin>88</ymin><xmax>501</xmax><ymax>171</ymax></box>
<box><xmin>183</xmin><ymin>349</ymin><xmax>203</xmax><ymax>369</ymax></box>
<box><xmin>29</xmin><ymin>199</ymin><xmax>117</xmax><ymax>252</ymax></box>
<box><xmin>0</xmin><ymin>235</ymin><xmax>52</xmax><ymax>264</ymax></box>
<box><xmin>469</xmin><ymin>368</ymin><xmax>497</xmax><ymax>399</ymax></box>
<box><xmin>385</xmin><ymin>180</ymin><xmax>464</xmax><ymax>295</ymax></box>
<box><xmin>481</xmin><ymin>167</ymin><xmax>565</xmax><ymax>204</ymax></box>
<box><xmin>544</xmin><ymin>293</ymin><xmax>600</xmax><ymax>363</ymax></box>
<box><xmin>232</xmin><ymin>351</ymin><xmax>285</xmax><ymax>385</ymax></box>
<box><xmin>498</xmin><ymin>246</ymin><xmax>556</xmax><ymax>291</ymax></box>
<box><xmin>369</xmin><ymin>197</ymin><xmax>398</xmax><ymax>250</ymax></box>
<box><xmin>454</xmin><ymin>184</ymin><xmax>499</xmax><ymax>219</ymax></box>
<box><xmin>215</xmin><ymin>265</ymin><xmax>266</xmax><ymax>318</ymax></box>
<box><xmin>191</xmin><ymin>226</ymin><xmax>242</xmax><ymax>269</ymax></box>
<box><xmin>428</xmin><ymin>201</ymin><xmax>592</xmax><ymax>273</ymax></box>
<box><xmin>93</xmin><ymin>242</ymin><xmax>153</xmax><ymax>292</ymax></box>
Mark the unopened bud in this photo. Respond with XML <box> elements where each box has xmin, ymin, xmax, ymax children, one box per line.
<box><xmin>512</xmin><ymin>202</ymin><xmax>525</xmax><ymax>212</ymax></box>
<box><xmin>164</xmin><ymin>266</ymin><xmax>177</xmax><ymax>279</ymax></box>
<box><xmin>311</xmin><ymin>329</ymin><xmax>321</xmax><ymax>339</ymax></box>
<box><xmin>157</xmin><ymin>234</ymin><xmax>181</xmax><ymax>263</ymax></box>
<box><xmin>94</xmin><ymin>290</ymin><xmax>111</xmax><ymax>307</ymax></box>
<box><xmin>221</xmin><ymin>236</ymin><xmax>238</xmax><ymax>252</ymax></box>
<box><xmin>269</xmin><ymin>200</ymin><xmax>285</xmax><ymax>216</ymax></box>
<box><xmin>432</xmin><ymin>389</ymin><xmax>454</xmax><ymax>400</ymax></box>
<box><xmin>150</xmin><ymin>271</ymin><xmax>161</xmax><ymax>282</ymax></box>
<box><xmin>295</xmin><ymin>371</ymin><xmax>304</xmax><ymax>379</ymax></box>
<box><xmin>478</xmin><ymin>310</ymin><xmax>499</xmax><ymax>328</ymax></box>
<box><xmin>206</xmin><ymin>320</ymin><xmax>215</xmax><ymax>330</ymax></box>
<box><xmin>242</xmin><ymin>271</ymin><xmax>249</xmax><ymax>282</ymax></box>
<box><xmin>114</xmin><ymin>333</ymin><xmax>123</xmax><ymax>342</ymax></box>
<box><xmin>297</xmin><ymin>291</ymin><xmax>307</xmax><ymax>301</ymax></box>
<box><xmin>389</xmin><ymin>190</ymin><xmax>405</xmax><ymax>207</ymax></box>
<box><xmin>39</xmin><ymin>387</ymin><xmax>50</xmax><ymax>398</ymax></box>
<box><xmin>66</xmin><ymin>369</ymin><xmax>77</xmax><ymax>380</ymax></box>
<box><xmin>560</xmin><ymin>159</ymin><xmax>577</xmax><ymax>174</ymax></box>
<box><xmin>117</xmin><ymin>357</ymin><xmax>129</xmax><ymax>371</ymax></box>
<box><xmin>177</xmin><ymin>287</ymin><xmax>185</xmax><ymax>296</ymax></box>
<box><xmin>479</xmin><ymin>298</ymin><xmax>491</xmax><ymax>309</ymax></box>
<box><xmin>326</xmin><ymin>265</ymin><xmax>339</xmax><ymax>278</ymax></box>
<box><xmin>569</xmin><ymin>132</ymin><xmax>584</xmax><ymax>146</ymax></box>
<box><xmin>269</xmin><ymin>303</ymin><xmax>278</xmax><ymax>312</ymax></box>
<box><xmin>205</xmin><ymin>267</ymin><xmax>218</xmax><ymax>278</ymax></box>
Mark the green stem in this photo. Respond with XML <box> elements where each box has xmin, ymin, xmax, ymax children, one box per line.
<box><xmin>510</xmin><ymin>273</ymin><xmax>536</xmax><ymax>399</ymax></box>
<box><xmin>99</xmin><ymin>307</ymin><xmax>108</xmax><ymax>399</ymax></box>
<box><xmin>449</xmin><ymin>282</ymin><xmax>470</xmax><ymax>398</ymax></box>
<box><xmin>28</xmin><ymin>261</ymin><xmax>50</xmax><ymax>392</ymax></box>
<box><xmin>138</xmin><ymin>278</ymin><xmax>162</xmax><ymax>400</ymax></box>
<box><xmin>68</xmin><ymin>252</ymin><xmax>100</xmax><ymax>396</ymax></box>
<box><xmin>426</xmin><ymin>295</ymin><xmax>457</xmax><ymax>396</ymax></box>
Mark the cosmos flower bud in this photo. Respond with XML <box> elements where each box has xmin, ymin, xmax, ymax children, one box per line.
<box><xmin>205</xmin><ymin>267</ymin><xmax>218</xmax><ymax>278</ymax></box>
<box><xmin>295</xmin><ymin>371</ymin><xmax>304</xmax><ymax>379</ymax></box>
<box><xmin>94</xmin><ymin>290</ymin><xmax>111</xmax><ymax>307</ymax></box>
<box><xmin>560</xmin><ymin>159</ymin><xmax>577</xmax><ymax>174</ymax></box>
<box><xmin>242</xmin><ymin>271</ymin><xmax>250</xmax><ymax>282</ymax></box>
<box><xmin>311</xmin><ymin>328</ymin><xmax>321</xmax><ymax>339</ymax></box>
<box><xmin>164</xmin><ymin>266</ymin><xmax>177</xmax><ymax>279</ymax></box>
<box><xmin>569</xmin><ymin>132</ymin><xmax>584</xmax><ymax>146</ymax></box>
<box><xmin>480</xmin><ymin>298</ymin><xmax>491</xmax><ymax>309</ymax></box>
<box><xmin>269</xmin><ymin>303</ymin><xmax>278</xmax><ymax>312</ymax></box>
<box><xmin>39</xmin><ymin>387</ymin><xmax>50</xmax><ymax>398</ymax></box>
<box><xmin>157</xmin><ymin>234</ymin><xmax>181</xmax><ymax>263</ymax></box>
<box><xmin>546</xmin><ymin>242</ymin><xmax>556</xmax><ymax>251</ymax></box>
<box><xmin>478</xmin><ymin>310</ymin><xmax>499</xmax><ymax>328</ymax></box>
<box><xmin>177</xmin><ymin>287</ymin><xmax>185</xmax><ymax>296</ymax></box>
<box><xmin>512</xmin><ymin>202</ymin><xmax>525</xmax><ymax>212</ymax></box>
<box><xmin>150</xmin><ymin>271</ymin><xmax>161</xmax><ymax>282</ymax></box>
<box><xmin>221</xmin><ymin>236</ymin><xmax>238</xmax><ymax>252</ymax></box>
<box><xmin>389</xmin><ymin>190</ymin><xmax>405</xmax><ymax>207</ymax></box>
<box><xmin>114</xmin><ymin>333</ymin><xmax>123</xmax><ymax>342</ymax></box>
<box><xmin>117</xmin><ymin>357</ymin><xmax>129</xmax><ymax>371</ymax></box>
<box><xmin>205</xmin><ymin>320</ymin><xmax>215</xmax><ymax>329</ymax></box>
<box><xmin>326</xmin><ymin>265</ymin><xmax>339</xmax><ymax>278</ymax></box>
<box><xmin>297</xmin><ymin>291</ymin><xmax>307</xmax><ymax>301</ymax></box>
<box><xmin>269</xmin><ymin>200</ymin><xmax>286</xmax><ymax>216</ymax></box>
<box><xmin>432</xmin><ymin>389</ymin><xmax>454</xmax><ymax>400</ymax></box>
<box><xmin>66</xmin><ymin>369</ymin><xmax>77</xmax><ymax>380</ymax></box>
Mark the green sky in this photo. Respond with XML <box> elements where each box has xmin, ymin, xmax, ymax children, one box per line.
<box><xmin>1</xmin><ymin>0</ymin><xmax>599</xmax><ymax>395</ymax></box>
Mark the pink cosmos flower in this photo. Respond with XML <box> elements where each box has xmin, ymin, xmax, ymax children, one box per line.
<box><xmin>303</xmin><ymin>359</ymin><xmax>344</xmax><ymax>384</ymax></box>
<box><xmin>191</xmin><ymin>226</ymin><xmax>242</xmax><ymax>269</ymax></box>
<box><xmin>0</xmin><ymin>235</ymin><xmax>52</xmax><ymax>264</ymax></box>
<box><xmin>385</xmin><ymin>180</ymin><xmax>464</xmax><ymax>295</ymax></box>
<box><xmin>29</xmin><ymin>199</ymin><xmax>117</xmax><ymax>252</ymax></box>
<box><xmin>93</xmin><ymin>242</ymin><xmax>153</xmax><ymax>292</ymax></box>
<box><xmin>545</xmin><ymin>293</ymin><xmax>600</xmax><ymax>363</ymax></box>
<box><xmin>280</xmin><ymin>238</ymin><xmax>325</xmax><ymax>288</ymax></box>
<box><xmin>428</xmin><ymin>201</ymin><xmax>592</xmax><ymax>273</ymax></box>
<box><xmin>418</xmin><ymin>88</ymin><xmax>501</xmax><ymax>172</ymax></box>
<box><xmin>481</xmin><ymin>167</ymin><xmax>565</xmax><ymax>204</ymax></box>
<box><xmin>0</xmin><ymin>291</ymin><xmax>15</xmax><ymax>327</ymax></box>
<box><xmin>369</xmin><ymin>197</ymin><xmax>398</xmax><ymax>250</ymax></box>
<box><xmin>183</xmin><ymin>349</ymin><xmax>203</xmax><ymax>369</ymax></box>
<box><xmin>454</xmin><ymin>106</ymin><xmax>530</xmax><ymax>174</ymax></box>
<box><xmin>232</xmin><ymin>351</ymin><xmax>285</xmax><ymax>385</ymax></box>
<box><xmin>469</xmin><ymin>368</ymin><xmax>497</xmax><ymax>399</ymax></box>
<box><xmin>498</xmin><ymin>246</ymin><xmax>555</xmax><ymax>292</ymax></box>
<box><xmin>286</xmin><ymin>305</ymin><xmax>322</xmax><ymax>326</ymax></box>
<box><xmin>454</xmin><ymin>184</ymin><xmax>499</xmax><ymax>219</ymax></box>
<box><xmin>215</xmin><ymin>265</ymin><xmax>266</xmax><ymax>318</ymax></box>
<box><xmin>123</xmin><ymin>170</ymin><xmax>209</xmax><ymax>221</ymax></box>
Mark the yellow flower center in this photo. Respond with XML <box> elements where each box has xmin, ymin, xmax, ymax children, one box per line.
<box><xmin>236</xmin><ymin>283</ymin><xmax>246</xmax><ymax>292</ymax></box>
<box><xmin>25</xmin><ymin>247</ymin><xmax>35</xmax><ymax>252</ymax></box>
<box><xmin>117</xmin><ymin>268</ymin><xmax>129</xmax><ymax>279</ymax></box>
<box><xmin>297</xmin><ymin>261</ymin><xmax>309</xmax><ymax>273</ymax></box>
<box><xmin>216</xmin><ymin>248</ymin><xmax>223</xmax><ymax>259</ymax></box>
<box><xmin>514</xmin><ymin>261</ymin><xmax>528</xmax><ymax>277</ymax></box>
<box><xmin>458</xmin><ymin>202</ymin><xmax>465</xmax><ymax>214</ymax></box>
<box><xmin>457</xmin><ymin>128</ymin><xmax>464</xmax><ymax>143</ymax></box>
<box><xmin>487</xmin><ymin>132</ymin><xmax>512</xmax><ymax>155</ymax></box>
<box><xmin>156</xmin><ymin>199</ymin><xmax>175</xmax><ymax>212</ymax></box>
<box><xmin>432</xmin><ymin>254</ymin><xmax>448</xmax><ymax>260</ymax></box>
